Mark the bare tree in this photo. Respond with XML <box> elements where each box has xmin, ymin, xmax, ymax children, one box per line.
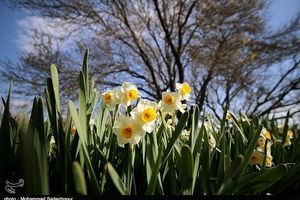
<box><xmin>1</xmin><ymin>0</ymin><xmax>300</xmax><ymax>118</ymax></box>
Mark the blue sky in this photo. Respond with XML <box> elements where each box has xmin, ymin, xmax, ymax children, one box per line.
<box><xmin>0</xmin><ymin>0</ymin><xmax>300</xmax><ymax>61</ymax></box>
<box><xmin>0</xmin><ymin>0</ymin><xmax>300</xmax><ymax>115</ymax></box>
<box><xmin>0</xmin><ymin>3</ymin><xmax>27</xmax><ymax>61</ymax></box>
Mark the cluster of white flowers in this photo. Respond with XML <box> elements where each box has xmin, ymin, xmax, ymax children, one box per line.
<box><xmin>101</xmin><ymin>82</ymin><xmax>192</xmax><ymax>146</ymax></box>
<box><xmin>101</xmin><ymin>82</ymin><xmax>140</xmax><ymax>110</ymax></box>
<box><xmin>250</xmin><ymin>127</ymin><xmax>273</xmax><ymax>167</ymax></box>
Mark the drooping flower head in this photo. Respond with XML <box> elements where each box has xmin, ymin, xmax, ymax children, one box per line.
<box><xmin>131</xmin><ymin>99</ymin><xmax>158</xmax><ymax>133</ymax></box>
<box><xmin>176</xmin><ymin>82</ymin><xmax>192</xmax><ymax>100</ymax></box>
<box><xmin>159</xmin><ymin>91</ymin><xmax>186</xmax><ymax>113</ymax></box>
<box><xmin>101</xmin><ymin>89</ymin><xmax>120</xmax><ymax>110</ymax></box>
<box><xmin>113</xmin><ymin>115</ymin><xmax>145</xmax><ymax>146</ymax></box>
<box><xmin>119</xmin><ymin>82</ymin><xmax>140</xmax><ymax>107</ymax></box>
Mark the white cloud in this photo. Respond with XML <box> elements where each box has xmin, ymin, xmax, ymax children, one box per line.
<box><xmin>16</xmin><ymin>16</ymin><xmax>47</xmax><ymax>53</ymax></box>
<box><xmin>16</xmin><ymin>16</ymin><xmax>80</xmax><ymax>54</ymax></box>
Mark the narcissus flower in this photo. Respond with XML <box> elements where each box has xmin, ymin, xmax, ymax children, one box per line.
<box><xmin>226</xmin><ymin>112</ymin><xmax>234</xmax><ymax>121</ymax></box>
<box><xmin>203</xmin><ymin>122</ymin><xmax>210</xmax><ymax>129</ymax></box>
<box><xmin>113</xmin><ymin>115</ymin><xmax>145</xmax><ymax>145</ymax></box>
<box><xmin>249</xmin><ymin>150</ymin><xmax>264</xmax><ymax>166</ymax></box>
<box><xmin>159</xmin><ymin>91</ymin><xmax>186</xmax><ymax>113</ymax></box>
<box><xmin>277</xmin><ymin>126</ymin><xmax>294</xmax><ymax>146</ymax></box>
<box><xmin>285</xmin><ymin>129</ymin><xmax>294</xmax><ymax>146</ymax></box>
<box><xmin>287</xmin><ymin>129</ymin><xmax>294</xmax><ymax>139</ymax></box>
<box><xmin>237</xmin><ymin>115</ymin><xmax>249</xmax><ymax>124</ymax></box>
<box><xmin>48</xmin><ymin>136</ymin><xmax>56</xmax><ymax>159</ymax></box>
<box><xmin>131</xmin><ymin>99</ymin><xmax>158</xmax><ymax>133</ymax></box>
<box><xmin>180</xmin><ymin>129</ymin><xmax>190</xmax><ymax>142</ymax></box>
<box><xmin>261</xmin><ymin>127</ymin><xmax>271</xmax><ymax>140</ymax></box>
<box><xmin>101</xmin><ymin>89</ymin><xmax>120</xmax><ymax>110</ymax></box>
<box><xmin>119</xmin><ymin>82</ymin><xmax>140</xmax><ymax>107</ymax></box>
<box><xmin>257</xmin><ymin>137</ymin><xmax>272</xmax><ymax>153</ymax></box>
<box><xmin>264</xmin><ymin>154</ymin><xmax>273</xmax><ymax>167</ymax></box>
<box><xmin>176</xmin><ymin>82</ymin><xmax>192</xmax><ymax>100</ymax></box>
<box><xmin>166</xmin><ymin>118</ymin><xmax>175</xmax><ymax>131</ymax></box>
<box><xmin>258</xmin><ymin>137</ymin><xmax>264</xmax><ymax>147</ymax></box>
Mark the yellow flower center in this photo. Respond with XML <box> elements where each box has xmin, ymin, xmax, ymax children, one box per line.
<box><xmin>265</xmin><ymin>131</ymin><xmax>271</xmax><ymax>140</ymax></box>
<box><xmin>121</xmin><ymin>126</ymin><xmax>134</xmax><ymax>139</ymax></box>
<box><xmin>70</xmin><ymin>126</ymin><xmax>77</xmax><ymax>135</ymax></box>
<box><xmin>141</xmin><ymin>108</ymin><xmax>156</xmax><ymax>123</ymax></box>
<box><xmin>181</xmin><ymin>83</ymin><xmax>192</xmax><ymax>95</ymax></box>
<box><xmin>127</xmin><ymin>89</ymin><xmax>139</xmax><ymax>100</ymax></box>
<box><xmin>163</xmin><ymin>95</ymin><xmax>175</xmax><ymax>105</ymax></box>
<box><xmin>103</xmin><ymin>92</ymin><xmax>113</xmax><ymax>103</ymax></box>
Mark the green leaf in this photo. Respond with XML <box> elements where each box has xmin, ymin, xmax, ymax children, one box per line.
<box><xmin>181</xmin><ymin>145</ymin><xmax>193</xmax><ymax>192</ymax></box>
<box><xmin>224</xmin><ymin>155</ymin><xmax>244</xmax><ymax>182</ymax></box>
<box><xmin>235</xmin><ymin>125</ymin><xmax>262</xmax><ymax>181</ymax></box>
<box><xmin>193</xmin><ymin>120</ymin><xmax>204</xmax><ymax>158</ymax></box>
<box><xmin>220</xmin><ymin>106</ymin><xmax>228</xmax><ymax>137</ymax></box>
<box><xmin>106</xmin><ymin>162</ymin><xmax>129</xmax><ymax>195</ymax></box>
<box><xmin>96</xmin><ymin>106</ymin><xmax>109</xmax><ymax>148</ymax></box>
<box><xmin>0</xmin><ymin>83</ymin><xmax>12</xmax><ymax>180</ymax></box>
<box><xmin>275</xmin><ymin>162</ymin><xmax>300</xmax><ymax>193</ymax></box>
<box><xmin>79</xmin><ymin>71</ymin><xmax>87</xmax><ymax>143</ymax></box>
<box><xmin>82</xmin><ymin>49</ymin><xmax>89</xmax><ymax>95</ymax></box>
<box><xmin>145</xmin><ymin>146</ymin><xmax>163</xmax><ymax>195</ymax></box>
<box><xmin>72</xmin><ymin>161</ymin><xmax>87</xmax><ymax>195</ymax></box>
<box><xmin>221</xmin><ymin>164</ymin><xmax>287</xmax><ymax>195</ymax></box>
<box><xmin>24</xmin><ymin>97</ymin><xmax>49</xmax><ymax>194</ymax></box>
<box><xmin>68</xmin><ymin>101</ymin><xmax>100</xmax><ymax>194</ymax></box>
<box><xmin>201</xmin><ymin>128</ymin><xmax>210</xmax><ymax>194</ymax></box>
<box><xmin>190</xmin><ymin>105</ymin><xmax>199</xmax><ymax>151</ymax></box>
<box><xmin>281</xmin><ymin>111</ymin><xmax>290</xmax><ymax>147</ymax></box>
<box><xmin>217</xmin><ymin>155</ymin><xmax>244</xmax><ymax>194</ymax></box>
<box><xmin>236</xmin><ymin>164</ymin><xmax>288</xmax><ymax>194</ymax></box>
<box><xmin>217</xmin><ymin>135</ymin><xmax>227</xmax><ymax>185</ymax></box>
<box><xmin>191</xmin><ymin>153</ymin><xmax>200</xmax><ymax>194</ymax></box>
<box><xmin>161</xmin><ymin>111</ymin><xmax>189</xmax><ymax>166</ymax></box>
<box><xmin>124</xmin><ymin>144</ymin><xmax>135</xmax><ymax>193</ymax></box>
<box><xmin>50</xmin><ymin>64</ymin><xmax>60</xmax><ymax>112</ymax></box>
